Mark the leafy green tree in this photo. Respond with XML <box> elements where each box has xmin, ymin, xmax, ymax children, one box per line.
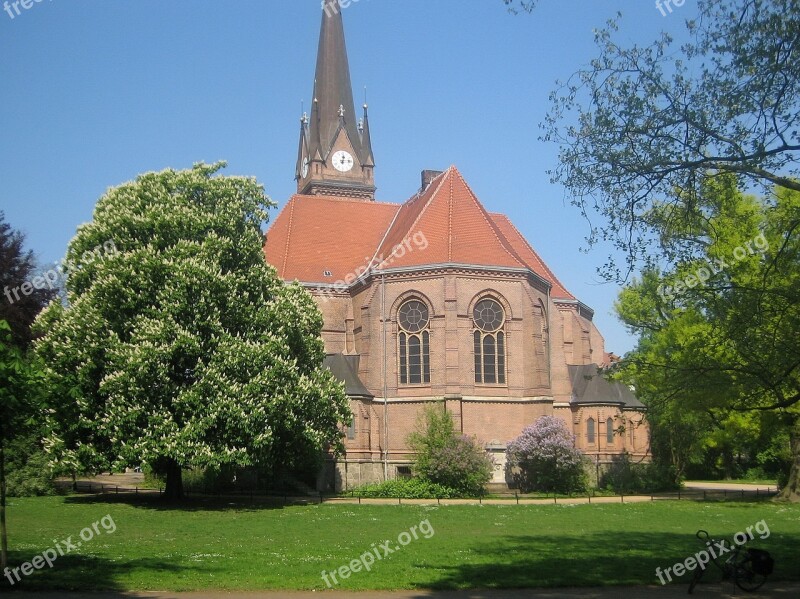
<box><xmin>34</xmin><ymin>162</ymin><xmax>350</xmax><ymax>500</ymax></box>
<box><xmin>408</xmin><ymin>403</ymin><xmax>493</xmax><ymax>496</ymax></box>
<box><xmin>507</xmin><ymin>0</ymin><xmax>800</xmax><ymax>498</ymax></box>
<box><xmin>615</xmin><ymin>182</ymin><xmax>800</xmax><ymax>499</ymax></box>
<box><xmin>0</xmin><ymin>214</ymin><xmax>59</xmax><ymax>570</ymax></box>
<box><xmin>0</xmin><ymin>321</ymin><xmax>47</xmax><ymax>570</ymax></box>
<box><xmin>536</xmin><ymin>0</ymin><xmax>800</xmax><ymax>279</ymax></box>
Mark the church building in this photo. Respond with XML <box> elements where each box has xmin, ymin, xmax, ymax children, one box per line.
<box><xmin>264</xmin><ymin>3</ymin><xmax>649</xmax><ymax>491</ymax></box>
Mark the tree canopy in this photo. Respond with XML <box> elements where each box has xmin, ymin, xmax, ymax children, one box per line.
<box><xmin>530</xmin><ymin>0</ymin><xmax>800</xmax><ymax>279</ymax></box>
<box><xmin>506</xmin><ymin>0</ymin><xmax>800</xmax><ymax>500</ymax></box>
<box><xmin>616</xmin><ymin>182</ymin><xmax>800</xmax><ymax>498</ymax></box>
<box><xmin>0</xmin><ymin>212</ymin><xmax>58</xmax><ymax>347</ymax></box>
<box><xmin>34</xmin><ymin>162</ymin><xmax>350</xmax><ymax>499</ymax></box>
<box><xmin>0</xmin><ymin>213</ymin><xmax>57</xmax><ymax>569</ymax></box>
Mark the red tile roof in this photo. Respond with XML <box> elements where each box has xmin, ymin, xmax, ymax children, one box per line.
<box><xmin>376</xmin><ymin>167</ymin><xmax>527</xmax><ymax>270</ymax></box>
<box><xmin>488</xmin><ymin>213</ymin><xmax>575</xmax><ymax>300</ymax></box>
<box><xmin>265</xmin><ymin>194</ymin><xmax>398</xmax><ymax>282</ymax></box>
<box><xmin>263</xmin><ymin>166</ymin><xmax>575</xmax><ymax>300</ymax></box>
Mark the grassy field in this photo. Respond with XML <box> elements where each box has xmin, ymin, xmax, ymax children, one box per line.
<box><xmin>3</xmin><ymin>494</ymin><xmax>799</xmax><ymax>592</ymax></box>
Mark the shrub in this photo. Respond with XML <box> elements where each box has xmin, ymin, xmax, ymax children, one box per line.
<box><xmin>5</xmin><ymin>437</ymin><xmax>58</xmax><ymax>497</ymax></box>
<box><xmin>344</xmin><ymin>477</ymin><xmax>464</xmax><ymax>499</ymax></box>
<box><xmin>507</xmin><ymin>416</ymin><xmax>587</xmax><ymax>493</ymax></box>
<box><xmin>599</xmin><ymin>453</ymin><xmax>679</xmax><ymax>493</ymax></box>
<box><xmin>408</xmin><ymin>403</ymin><xmax>494</xmax><ymax>496</ymax></box>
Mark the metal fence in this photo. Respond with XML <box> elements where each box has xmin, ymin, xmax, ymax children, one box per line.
<box><xmin>59</xmin><ymin>480</ymin><xmax>778</xmax><ymax>506</ymax></box>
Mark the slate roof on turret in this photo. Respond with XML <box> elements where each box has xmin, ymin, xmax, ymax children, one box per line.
<box><xmin>323</xmin><ymin>353</ymin><xmax>372</xmax><ymax>399</ymax></box>
<box><xmin>567</xmin><ymin>364</ymin><xmax>645</xmax><ymax>409</ymax></box>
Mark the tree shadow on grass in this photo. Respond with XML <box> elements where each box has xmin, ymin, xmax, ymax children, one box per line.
<box><xmin>2</xmin><ymin>552</ymin><xmax>202</xmax><ymax>593</ymax></box>
<box><xmin>410</xmin><ymin>529</ymin><xmax>800</xmax><ymax>592</ymax></box>
<box><xmin>62</xmin><ymin>491</ymin><xmax>302</xmax><ymax>512</ymax></box>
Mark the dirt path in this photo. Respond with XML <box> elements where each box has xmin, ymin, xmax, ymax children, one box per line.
<box><xmin>683</xmin><ymin>481</ymin><xmax>778</xmax><ymax>493</ymax></box>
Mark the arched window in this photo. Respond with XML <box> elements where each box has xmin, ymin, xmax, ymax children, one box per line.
<box><xmin>398</xmin><ymin>299</ymin><xmax>430</xmax><ymax>385</ymax></box>
<box><xmin>587</xmin><ymin>417</ymin><xmax>595</xmax><ymax>444</ymax></box>
<box><xmin>473</xmin><ymin>298</ymin><xmax>506</xmax><ymax>384</ymax></box>
<box><xmin>606</xmin><ymin>417</ymin><xmax>614</xmax><ymax>444</ymax></box>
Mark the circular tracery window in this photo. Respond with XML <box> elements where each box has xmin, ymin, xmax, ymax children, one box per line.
<box><xmin>399</xmin><ymin>300</ymin><xmax>429</xmax><ymax>333</ymax></box>
<box><xmin>473</xmin><ymin>298</ymin><xmax>504</xmax><ymax>332</ymax></box>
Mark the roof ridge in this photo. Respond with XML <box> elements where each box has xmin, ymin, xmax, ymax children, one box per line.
<box><xmin>450</xmin><ymin>168</ymin><xmax>526</xmax><ymax>269</ymax></box>
<box><xmin>370</xmin><ymin>199</ymin><xmax>405</xmax><ymax>268</ymax></box>
<box><xmin>281</xmin><ymin>197</ymin><xmax>297</xmax><ymax>278</ymax></box>
<box><xmin>402</xmin><ymin>168</ymin><xmax>449</xmax><ymax>207</ymax></box>
<box><xmin>491</xmin><ymin>212</ymin><xmax>574</xmax><ymax>299</ymax></box>
<box><xmin>447</xmin><ymin>170</ymin><xmax>453</xmax><ymax>262</ymax></box>
<box><xmin>390</xmin><ymin>166</ymin><xmax>453</xmax><ymax>256</ymax></box>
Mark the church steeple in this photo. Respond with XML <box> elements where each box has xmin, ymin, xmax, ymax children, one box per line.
<box><xmin>296</xmin><ymin>1</ymin><xmax>376</xmax><ymax>200</ymax></box>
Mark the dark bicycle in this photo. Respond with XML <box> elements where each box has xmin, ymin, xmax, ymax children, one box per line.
<box><xmin>688</xmin><ymin>530</ymin><xmax>773</xmax><ymax>594</ymax></box>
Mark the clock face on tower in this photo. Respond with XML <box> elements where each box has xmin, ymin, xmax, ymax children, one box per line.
<box><xmin>301</xmin><ymin>157</ymin><xmax>309</xmax><ymax>178</ymax></box>
<box><xmin>332</xmin><ymin>150</ymin><xmax>355</xmax><ymax>172</ymax></box>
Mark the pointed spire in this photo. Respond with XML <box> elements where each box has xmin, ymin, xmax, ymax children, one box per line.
<box><xmin>360</xmin><ymin>102</ymin><xmax>375</xmax><ymax>167</ymax></box>
<box><xmin>296</xmin><ymin>2</ymin><xmax>376</xmax><ymax>200</ymax></box>
<box><xmin>308</xmin><ymin>2</ymin><xmax>362</xmax><ymax>162</ymax></box>
<box><xmin>295</xmin><ymin>110</ymin><xmax>309</xmax><ymax>181</ymax></box>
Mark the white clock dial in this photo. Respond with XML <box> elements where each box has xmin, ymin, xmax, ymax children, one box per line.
<box><xmin>301</xmin><ymin>157</ymin><xmax>309</xmax><ymax>178</ymax></box>
<box><xmin>332</xmin><ymin>150</ymin><xmax>355</xmax><ymax>172</ymax></box>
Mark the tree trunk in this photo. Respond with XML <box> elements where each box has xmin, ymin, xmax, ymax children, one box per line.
<box><xmin>163</xmin><ymin>459</ymin><xmax>184</xmax><ymax>501</ymax></box>
<box><xmin>779</xmin><ymin>422</ymin><xmax>799</xmax><ymax>502</ymax></box>
<box><xmin>722</xmin><ymin>449</ymin><xmax>735</xmax><ymax>480</ymax></box>
<box><xmin>1</xmin><ymin>436</ymin><xmax>8</xmax><ymax>570</ymax></box>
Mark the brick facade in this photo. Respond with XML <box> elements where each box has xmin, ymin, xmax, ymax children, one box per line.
<box><xmin>308</xmin><ymin>266</ymin><xmax>650</xmax><ymax>492</ymax></box>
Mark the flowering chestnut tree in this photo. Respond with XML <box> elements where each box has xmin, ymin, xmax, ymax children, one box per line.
<box><xmin>507</xmin><ymin>416</ymin><xmax>587</xmax><ymax>493</ymax></box>
<box><xmin>34</xmin><ymin>162</ymin><xmax>350</xmax><ymax>500</ymax></box>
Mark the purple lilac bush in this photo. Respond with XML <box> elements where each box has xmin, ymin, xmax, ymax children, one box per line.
<box><xmin>506</xmin><ymin>415</ymin><xmax>588</xmax><ymax>493</ymax></box>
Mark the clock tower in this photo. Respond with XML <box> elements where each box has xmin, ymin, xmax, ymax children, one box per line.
<box><xmin>296</xmin><ymin>1</ymin><xmax>376</xmax><ymax>200</ymax></box>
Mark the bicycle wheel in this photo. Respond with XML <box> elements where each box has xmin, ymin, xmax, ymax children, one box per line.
<box><xmin>734</xmin><ymin>560</ymin><xmax>767</xmax><ymax>592</ymax></box>
<box><xmin>688</xmin><ymin>565</ymin><xmax>705</xmax><ymax>594</ymax></box>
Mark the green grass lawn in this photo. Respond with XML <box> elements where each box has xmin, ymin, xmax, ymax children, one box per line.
<box><xmin>3</xmin><ymin>494</ymin><xmax>799</xmax><ymax>592</ymax></box>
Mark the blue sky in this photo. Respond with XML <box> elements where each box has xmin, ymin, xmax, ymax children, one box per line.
<box><xmin>0</xmin><ymin>0</ymin><xmax>697</xmax><ymax>355</ymax></box>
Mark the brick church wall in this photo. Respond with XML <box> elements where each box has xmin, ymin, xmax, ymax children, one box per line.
<box><xmin>311</xmin><ymin>268</ymin><xmax>649</xmax><ymax>492</ymax></box>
